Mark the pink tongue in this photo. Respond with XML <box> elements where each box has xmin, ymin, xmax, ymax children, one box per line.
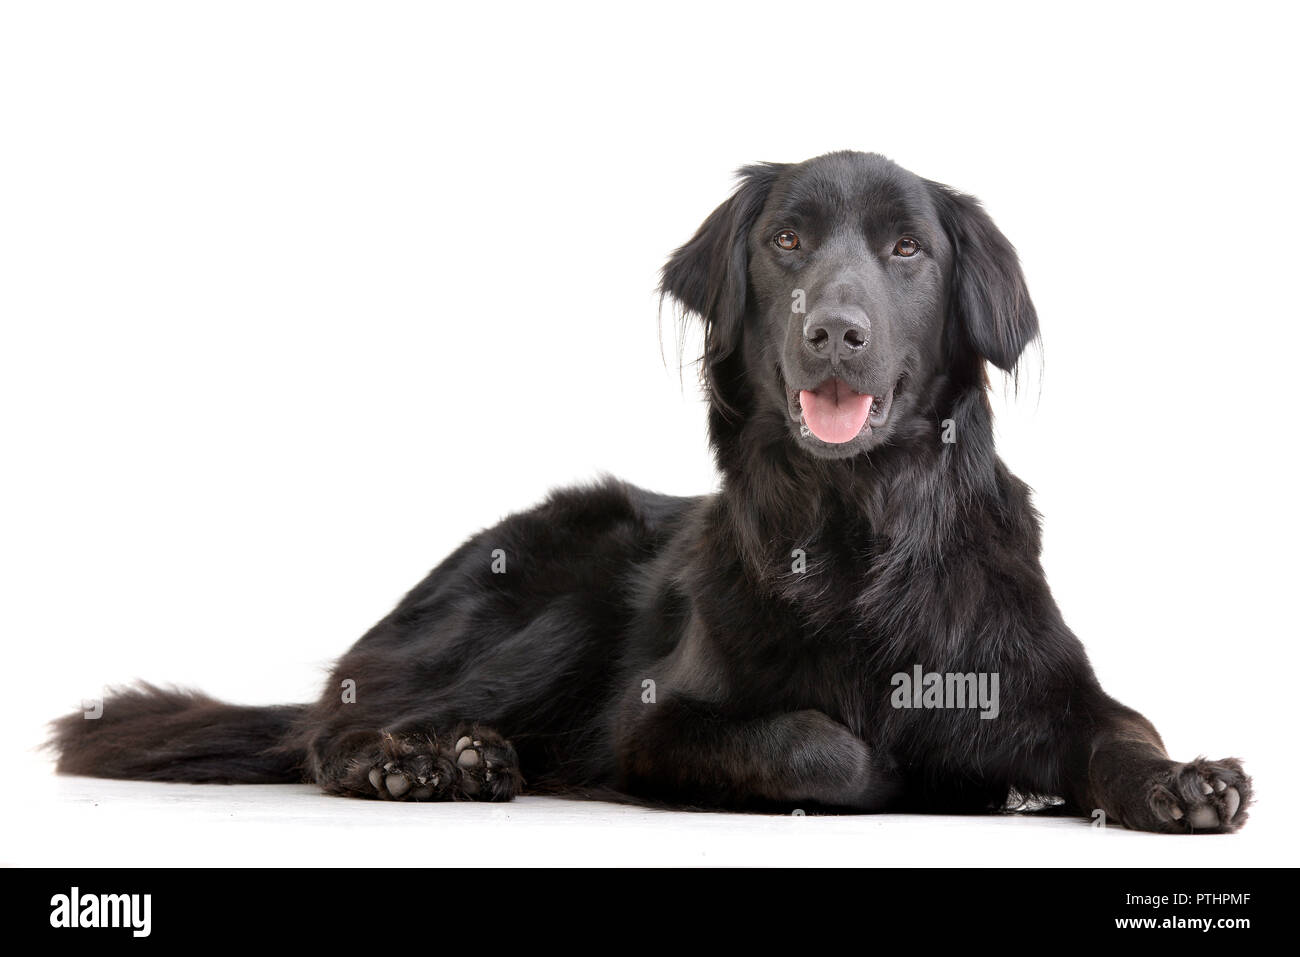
<box><xmin>799</xmin><ymin>381</ymin><xmax>873</xmax><ymax>443</ymax></box>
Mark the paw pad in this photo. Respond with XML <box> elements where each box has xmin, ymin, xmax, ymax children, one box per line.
<box><xmin>342</xmin><ymin>726</ymin><xmax>521</xmax><ymax>802</ymax></box>
<box><xmin>1147</xmin><ymin>757</ymin><xmax>1252</xmax><ymax>833</ymax></box>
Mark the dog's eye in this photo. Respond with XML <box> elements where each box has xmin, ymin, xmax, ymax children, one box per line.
<box><xmin>893</xmin><ymin>237</ymin><xmax>921</xmax><ymax>257</ymax></box>
<box><xmin>774</xmin><ymin>229</ymin><xmax>800</xmax><ymax>251</ymax></box>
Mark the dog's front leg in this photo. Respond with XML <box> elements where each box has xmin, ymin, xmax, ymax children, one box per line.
<box><xmin>1067</xmin><ymin>700</ymin><xmax>1252</xmax><ymax>833</ymax></box>
<box><xmin>615</xmin><ymin>696</ymin><xmax>898</xmax><ymax>811</ymax></box>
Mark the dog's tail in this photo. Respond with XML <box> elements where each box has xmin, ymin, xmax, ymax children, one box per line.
<box><xmin>48</xmin><ymin>683</ymin><xmax>308</xmax><ymax>784</ymax></box>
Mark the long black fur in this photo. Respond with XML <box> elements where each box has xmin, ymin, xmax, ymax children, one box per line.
<box><xmin>50</xmin><ymin>151</ymin><xmax>1251</xmax><ymax>831</ymax></box>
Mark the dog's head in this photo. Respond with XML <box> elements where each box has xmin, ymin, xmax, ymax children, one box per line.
<box><xmin>661</xmin><ymin>151</ymin><xmax>1038</xmax><ymax>459</ymax></box>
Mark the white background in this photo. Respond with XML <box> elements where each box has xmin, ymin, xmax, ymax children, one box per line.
<box><xmin>2</xmin><ymin>0</ymin><xmax>1297</xmax><ymax>866</ymax></box>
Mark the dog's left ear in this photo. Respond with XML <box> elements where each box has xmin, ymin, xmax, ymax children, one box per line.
<box><xmin>660</xmin><ymin>163</ymin><xmax>785</xmax><ymax>371</ymax></box>
<box><xmin>927</xmin><ymin>181</ymin><xmax>1039</xmax><ymax>372</ymax></box>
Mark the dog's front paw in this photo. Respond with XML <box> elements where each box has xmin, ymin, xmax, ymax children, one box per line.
<box><xmin>1143</xmin><ymin>757</ymin><xmax>1252</xmax><ymax>833</ymax></box>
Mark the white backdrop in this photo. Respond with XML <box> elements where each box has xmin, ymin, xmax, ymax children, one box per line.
<box><xmin>2</xmin><ymin>1</ymin><xmax>1297</xmax><ymax>864</ymax></box>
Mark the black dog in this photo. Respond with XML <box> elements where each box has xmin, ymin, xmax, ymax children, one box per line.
<box><xmin>52</xmin><ymin>151</ymin><xmax>1250</xmax><ymax>832</ymax></box>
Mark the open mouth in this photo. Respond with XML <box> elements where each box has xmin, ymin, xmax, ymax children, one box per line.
<box><xmin>788</xmin><ymin>378</ymin><xmax>895</xmax><ymax>444</ymax></box>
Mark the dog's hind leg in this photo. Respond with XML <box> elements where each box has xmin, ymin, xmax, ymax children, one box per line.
<box><xmin>615</xmin><ymin>697</ymin><xmax>900</xmax><ymax>811</ymax></box>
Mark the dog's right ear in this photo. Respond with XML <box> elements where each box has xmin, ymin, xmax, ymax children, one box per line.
<box><xmin>659</xmin><ymin>163</ymin><xmax>784</xmax><ymax>370</ymax></box>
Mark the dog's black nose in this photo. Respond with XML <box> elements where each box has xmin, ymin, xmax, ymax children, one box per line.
<box><xmin>802</xmin><ymin>309</ymin><xmax>870</xmax><ymax>361</ymax></box>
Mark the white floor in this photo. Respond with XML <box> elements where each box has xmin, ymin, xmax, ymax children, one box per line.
<box><xmin>3</xmin><ymin>757</ymin><xmax>1288</xmax><ymax>867</ymax></box>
